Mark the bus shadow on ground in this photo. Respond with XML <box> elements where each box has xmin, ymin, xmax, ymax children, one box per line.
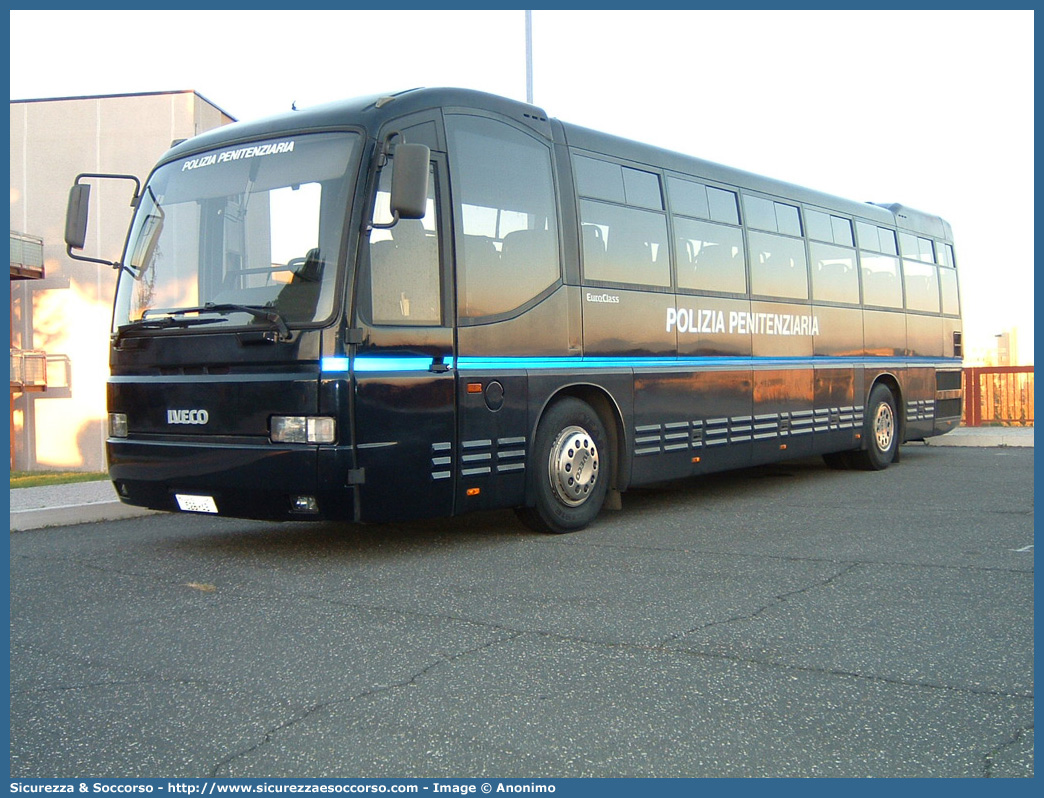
<box><xmin>163</xmin><ymin>446</ymin><xmax>937</xmax><ymax>560</ymax></box>
<box><xmin>162</xmin><ymin>505</ymin><xmax>533</xmax><ymax>561</ymax></box>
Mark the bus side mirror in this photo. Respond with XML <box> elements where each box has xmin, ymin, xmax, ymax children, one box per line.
<box><xmin>64</xmin><ymin>172</ymin><xmax>141</xmax><ymax>268</ymax></box>
<box><xmin>389</xmin><ymin>143</ymin><xmax>430</xmax><ymax>220</ymax></box>
<box><xmin>65</xmin><ymin>183</ymin><xmax>91</xmax><ymax>250</ymax></box>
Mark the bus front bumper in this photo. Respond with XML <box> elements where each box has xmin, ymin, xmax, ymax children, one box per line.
<box><xmin>106</xmin><ymin>439</ymin><xmax>355</xmax><ymax>522</ymax></box>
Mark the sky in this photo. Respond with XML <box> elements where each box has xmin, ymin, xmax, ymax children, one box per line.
<box><xmin>8</xmin><ymin>8</ymin><xmax>1035</xmax><ymax>363</ymax></box>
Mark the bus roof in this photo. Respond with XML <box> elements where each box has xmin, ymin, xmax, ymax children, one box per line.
<box><xmin>559</xmin><ymin>122</ymin><xmax>951</xmax><ymax>240</ymax></box>
<box><xmin>163</xmin><ymin>86</ymin><xmax>952</xmax><ymax>241</ymax></box>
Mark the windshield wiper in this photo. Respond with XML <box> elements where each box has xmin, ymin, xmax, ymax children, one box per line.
<box><xmin>141</xmin><ymin>303</ymin><xmax>291</xmax><ymax>339</ymax></box>
<box><xmin>198</xmin><ymin>303</ymin><xmax>291</xmax><ymax>339</ymax></box>
<box><xmin>115</xmin><ymin>316</ymin><xmax>227</xmax><ymax>341</ymax></box>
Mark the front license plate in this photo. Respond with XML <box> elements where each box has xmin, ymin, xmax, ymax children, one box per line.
<box><xmin>175</xmin><ymin>494</ymin><xmax>219</xmax><ymax>514</ymax></box>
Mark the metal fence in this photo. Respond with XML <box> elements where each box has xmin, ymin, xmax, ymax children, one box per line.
<box><xmin>10</xmin><ymin>231</ymin><xmax>44</xmax><ymax>279</ymax></box>
<box><xmin>10</xmin><ymin>348</ymin><xmax>48</xmax><ymax>392</ymax></box>
<box><xmin>963</xmin><ymin>366</ymin><xmax>1034</xmax><ymax>427</ymax></box>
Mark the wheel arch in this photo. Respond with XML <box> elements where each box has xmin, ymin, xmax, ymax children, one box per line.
<box><xmin>529</xmin><ymin>383</ymin><xmax>629</xmax><ymax>501</ymax></box>
<box><xmin>867</xmin><ymin>372</ymin><xmax>906</xmax><ymax>445</ymax></box>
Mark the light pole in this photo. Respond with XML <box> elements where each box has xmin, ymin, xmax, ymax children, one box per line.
<box><xmin>525</xmin><ymin>10</ymin><xmax>534</xmax><ymax>104</ymax></box>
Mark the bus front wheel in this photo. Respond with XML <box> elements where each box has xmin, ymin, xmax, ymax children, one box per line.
<box><xmin>851</xmin><ymin>384</ymin><xmax>899</xmax><ymax>470</ymax></box>
<box><xmin>516</xmin><ymin>398</ymin><xmax>610</xmax><ymax>534</ymax></box>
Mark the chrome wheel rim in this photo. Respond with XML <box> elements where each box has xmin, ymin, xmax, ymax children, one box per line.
<box><xmin>873</xmin><ymin>402</ymin><xmax>895</xmax><ymax>451</ymax></box>
<box><xmin>549</xmin><ymin>425</ymin><xmax>599</xmax><ymax>507</ymax></box>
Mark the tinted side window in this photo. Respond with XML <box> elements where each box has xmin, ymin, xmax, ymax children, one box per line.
<box><xmin>575</xmin><ymin>156</ymin><xmax>662</xmax><ymax>209</ymax></box>
<box><xmin>577</xmin><ymin>155</ymin><xmax>669</xmax><ymax>287</ymax></box>
<box><xmin>939</xmin><ymin>266</ymin><xmax>960</xmax><ymax>315</ymax></box>
<box><xmin>708</xmin><ymin>187</ymin><xmax>741</xmax><ymax>225</ymax></box>
<box><xmin>831</xmin><ymin>216</ymin><xmax>854</xmax><ymax>248</ymax></box>
<box><xmin>807</xmin><ymin>209</ymin><xmax>854</xmax><ymax>247</ymax></box>
<box><xmin>856</xmin><ymin>221</ymin><xmax>879</xmax><ymax>251</ymax></box>
<box><xmin>447</xmin><ymin>115</ymin><xmax>560</xmax><ymax>319</ymax></box>
<box><xmin>675</xmin><ymin>217</ymin><xmax>746</xmax><ymax>294</ymax></box>
<box><xmin>805</xmin><ymin>209</ymin><xmax>834</xmax><ymax>243</ymax></box>
<box><xmin>623</xmin><ymin>168</ymin><xmax>663</xmax><ymax>210</ymax></box>
<box><xmin>667</xmin><ymin>176</ymin><xmax>741</xmax><ymax>225</ymax></box>
<box><xmin>743</xmin><ymin>196</ymin><xmax>777</xmax><ymax>232</ymax></box>
<box><xmin>810</xmin><ymin>242</ymin><xmax>858</xmax><ymax>304</ymax></box>
<box><xmin>581</xmin><ymin>200</ymin><xmax>670</xmax><ymax>287</ymax></box>
<box><xmin>900</xmin><ymin>232</ymin><xmax>936</xmax><ymax>264</ymax></box>
<box><xmin>574</xmin><ymin>155</ymin><xmax>625</xmax><ymax>204</ymax></box>
<box><xmin>860</xmin><ymin>253</ymin><xmax>903</xmax><ymax>308</ymax></box>
<box><xmin>857</xmin><ymin>221</ymin><xmax>898</xmax><ymax>256</ymax></box>
<box><xmin>879</xmin><ymin>228</ymin><xmax>898</xmax><ymax>256</ymax></box>
<box><xmin>748</xmin><ymin>231</ymin><xmax>808</xmax><ymax>300</ymax></box>
<box><xmin>369</xmin><ymin>165</ymin><xmax>440</xmax><ymax>325</ymax></box>
<box><xmin>940</xmin><ymin>242</ymin><xmax>956</xmax><ymax>268</ymax></box>
<box><xmin>903</xmin><ymin>259</ymin><xmax>940</xmax><ymax>313</ymax></box>
<box><xmin>775</xmin><ymin>203</ymin><xmax>802</xmax><ymax>237</ymax></box>
<box><xmin>743</xmin><ymin>195</ymin><xmax>801</xmax><ymax>236</ymax></box>
<box><xmin>667</xmin><ymin>176</ymin><xmax>710</xmax><ymax>219</ymax></box>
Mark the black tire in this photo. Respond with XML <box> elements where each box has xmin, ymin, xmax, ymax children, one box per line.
<box><xmin>515</xmin><ymin>397</ymin><xmax>610</xmax><ymax>534</ymax></box>
<box><xmin>851</xmin><ymin>383</ymin><xmax>899</xmax><ymax>470</ymax></box>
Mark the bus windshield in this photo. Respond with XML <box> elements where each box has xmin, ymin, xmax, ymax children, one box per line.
<box><xmin>113</xmin><ymin>131</ymin><xmax>358</xmax><ymax>333</ymax></box>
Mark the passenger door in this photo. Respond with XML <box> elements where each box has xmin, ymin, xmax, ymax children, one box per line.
<box><xmin>351</xmin><ymin>155</ymin><xmax>456</xmax><ymax>522</ymax></box>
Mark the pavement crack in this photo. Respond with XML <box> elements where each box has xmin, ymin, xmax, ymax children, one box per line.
<box><xmin>660</xmin><ymin>562</ymin><xmax>862</xmax><ymax>645</ymax></box>
<box><xmin>290</xmin><ymin>588</ymin><xmax>548</xmax><ymax>644</ymax></box>
<box><xmin>666</xmin><ymin>646</ymin><xmax>1035</xmax><ymax>700</ymax></box>
<box><xmin>292</xmin><ymin>572</ymin><xmax>1033</xmax><ymax>703</ymax></box>
<box><xmin>983</xmin><ymin>723</ymin><xmax>1035</xmax><ymax>777</ymax></box>
<box><xmin>209</xmin><ymin>631</ymin><xmax>522</xmax><ymax>777</ymax></box>
<box><xmin>547</xmin><ymin>539</ymin><xmax>1034</xmax><ymax>576</ymax></box>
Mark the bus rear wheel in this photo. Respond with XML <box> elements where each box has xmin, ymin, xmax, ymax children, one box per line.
<box><xmin>516</xmin><ymin>397</ymin><xmax>610</xmax><ymax>534</ymax></box>
<box><xmin>850</xmin><ymin>383</ymin><xmax>899</xmax><ymax>470</ymax></box>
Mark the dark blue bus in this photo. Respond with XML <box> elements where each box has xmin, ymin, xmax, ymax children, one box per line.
<box><xmin>66</xmin><ymin>88</ymin><xmax>963</xmax><ymax>533</ymax></box>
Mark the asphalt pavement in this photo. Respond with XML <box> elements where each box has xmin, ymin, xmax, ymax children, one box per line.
<box><xmin>9</xmin><ymin>440</ymin><xmax>1034</xmax><ymax>777</ymax></box>
<box><xmin>8</xmin><ymin>426</ymin><xmax>1033</xmax><ymax>532</ymax></box>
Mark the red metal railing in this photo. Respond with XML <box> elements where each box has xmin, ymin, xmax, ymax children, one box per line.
<box><xmin>962</xmin><ymin>366</ymin><xmax>1034</xmax><ymax>427</ymax></box>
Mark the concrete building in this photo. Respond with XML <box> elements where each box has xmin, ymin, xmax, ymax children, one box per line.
<box><xmin>10</xmin><ymin>90</ymin><xmax>234</xmax><ymax>471</ymax></box>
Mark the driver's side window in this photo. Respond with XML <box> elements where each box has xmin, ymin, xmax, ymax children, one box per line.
<box><xmin>368</xmin><ymin>163</ymin><xmax>441</xmax><ymax>325</ymax></box>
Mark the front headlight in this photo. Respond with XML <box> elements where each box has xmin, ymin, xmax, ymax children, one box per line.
<box><xmin>109</xmin><ymin>413</ymin><xmax>129</xmax><ymax>438</ymax></box>
<box><xmin>270</xmin><ymin>416</ymin><xmax>336</xmax><ymax>444</ymax></box>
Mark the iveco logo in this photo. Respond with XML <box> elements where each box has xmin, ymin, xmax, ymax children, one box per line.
<box><xmin>167</xmin><ymin>409</ymin><xmax>209</xmax><ymax>425</ymax></box>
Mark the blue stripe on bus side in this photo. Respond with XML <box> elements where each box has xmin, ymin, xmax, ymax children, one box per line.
<box><xmin>455</xmin><ymin>355</ymin><xmax>959</xmax><ymax>370</ymax></box>
<box><xmin>327</xmin><ymin>356</ymin><xmax>447</xmax><ymax>372</ymax></box>
<box><xmin>326</xmin><ymin>355</ymin><xmax>960</xmax><ymax>373</ymax></box>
